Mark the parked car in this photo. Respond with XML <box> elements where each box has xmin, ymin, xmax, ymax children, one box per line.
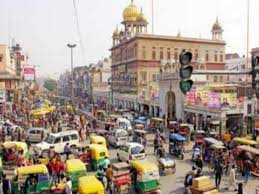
<box><xmin>34</xmin><ymin>130</ymin><xmax>80</xmax><ymax>157</ymax></box>
<box><xmin>117</xmin><ymin>142</ymin><xmax>146</xmax><ymax>162</ymax></box>
<box><xmin>108</xmin><ymin>128</ymin><xmax>129</xmax><ymax>148</ymax></box>
<box><xmin>25</xmin><ymin>128</ymin><xmax>49</xmax><ymax>143</ymax></box>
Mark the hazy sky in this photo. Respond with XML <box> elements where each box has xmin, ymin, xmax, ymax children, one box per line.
<box><xmin>0</xmin><ymin>0</ymin><xmax>258</xmax><ymax>78</ymax></box>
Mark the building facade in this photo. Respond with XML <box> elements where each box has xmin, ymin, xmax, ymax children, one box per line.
<box><xmin>111</xmin><ymin>0</ymin><xmax>226</xmax><ymax>117</ymax></box>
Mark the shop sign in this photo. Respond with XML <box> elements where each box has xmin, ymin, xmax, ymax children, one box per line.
<box><xmin>207</xmin><ymin>92</ymin><xmax>221</xmax><ymax>109</ymax></box>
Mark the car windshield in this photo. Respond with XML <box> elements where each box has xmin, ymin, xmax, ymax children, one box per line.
<box><xmin>119</xmin><ymin>122</ymin><xmax>131</xmax><ymax>128</ymax></box>
<box><xmin>45</xmin><ymin>135</ymin><xmax>55</xmax><ymax>144</ymax></box>
<box><xmin>117</xmin><ymin>130</ymin><xmax>128</xmax><ymax>137</ymax></box>
<box><xmin>131</xmin><ymin>146</ymin><xmax>145</xmax><ymax>155</ymax></box>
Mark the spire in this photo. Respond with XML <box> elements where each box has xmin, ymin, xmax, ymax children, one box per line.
<box><xmin>177</xmin><ymin>29</ymin><xmax>181</xmax><ymax>38</ymax></box>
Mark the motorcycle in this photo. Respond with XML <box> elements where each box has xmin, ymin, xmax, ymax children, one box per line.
<box><xmin>192</xmin><ymin>147</ymin><xmax>201</xmax><ymax>161</ymax></box>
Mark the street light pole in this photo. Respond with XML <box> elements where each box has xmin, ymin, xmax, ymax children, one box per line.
<box><xmin>67</xmin><ymin>44</ymin><xmax>76</xmax><ymax>101</ymax></box>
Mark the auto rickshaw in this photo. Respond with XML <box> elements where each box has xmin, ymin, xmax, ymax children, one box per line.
<box><xmin>112</xmin><ymin>162</ymin><xmax>131</xmax><ymax>194</ymax></box>
<box><xmin>149</xmin><ymin>117</ymin><xmax>164</xmax><ymax>132</ymax></box>
<box><xmin>96</xmin><ymin>110</ymin><xmax>106</xmax><ymax>121</ymax></box>
<box><xmin>203</xmin><ymin>138</ymin><xmax>224</xmax><ymax>163</ymax></box>
<box><xmin>90</xmin><ymin>135</ymin><xmax>107</xmax><ymax>147</ymax></box>
<box><xmin>133</xmin><ymin>130</ymin><xmax>147</xmax><ymax>143</ymax></box>
<box><xmin>168</xmin><ymin>121</ymin><xmax>178</xmax><ymax>133</ymax></box>
<box><xmin>0</xmin><ymin>157</ymin><xmax>3</xmax><ymax>178</ymax></box>
<box><xmin>88</xmin><ymin>144</ymin><xmax>109</xmax><ymax>170</ymax></box>
<box><xmin>12</xmin><ymin>164</ymin><xmax>51</xmax><ymax>194</ymax></box>
<box><xmin>194</xmin><ymin>130</ymin><xmax>206</xmax><ymax>145</ymax></box>
<box><xmin>1</xmin><ymin>141</ymin><xmax>29</xmax><ymax>168</ymax></box>
<box><xmin>233</xmin><ymin>145</ymin><xmax>259</xmax><ymax>176</ymax></box>
<box><xmin>66</xmin><ymin>159</ymin><xmax>87</xmax><ymax>192</ymax></box>
<box><xmin>130</xmin><ymin>160</ymin><xmax>160</xmax><ymax>194</ymax></box>
<box><xmin>78</xmin><ymin>175</ymin><xmax>104</xmax><ymax>194</ymax></box>
<box><xmin>169</xmin><ymin>133</ymin><xmax>186</xmax><ymax>160</ymax></box>
<box><xmin>232</xmin><ymin>137</ymin><xmax>257</xmax><ymax>147</ymax></box>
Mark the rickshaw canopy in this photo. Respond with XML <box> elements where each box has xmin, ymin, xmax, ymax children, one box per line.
<box><xmin>90</xmin><ymin>135</ymin><xmax>106</xmax><ymax>146</ymax></box>
<box><xmin>210</xmin><ymin>144</ymin><xmax>225</xmax><ymax>150</ymax></box>
<box><xmin>237</xmin><ymin>145</ymin><xmax>259</xmax><ymax>155</ymax></box>
<box><xmin>204</xmin><ymin>137</ymin><xmax>223</xmax><ymax>145</ymax></box>
<box><xmin>17</xmin><ymin>164</ymin><xmax>48</xmax><ymax>175</ymax></box>
<box><xmin>134</xmin><ymin>130</ymin><xmax>147</xmax><ymax>134</ymax></box>
<box><xmin>138</xmin><ymin>116</ymin><xmax>147</xmax><ymax>121</ymax></box>
<box><xmin>170</xmin><ymin>133</ymin><xmax>186</xmax><ymax>141</ymax></box>
<box><xmin>151</xmin><ymin>117</ymin><xmax>163</xmax><ymax>122</ymax></box>
<box><xmin>2</xmin><ymin>141</ymin><xmax>28</xmax><ymax>152</ymax></box>
<box><xmin>66</xmin><ymin>159</ymin><xmax>86</xmax><ymax>173</ymax></box>
<box><xmin>88</xmin><ymin>144</ymin><xmax>109</xmax><ymax>159</ymax></box>
<box><xmin>233</xmin><ymin>137</ymin><xmax>257</xmax><ymax>145</ymax></box>
<box><xmin>130</xmin><ymin>160</ymin><xmax>158</xmax><ymax>173</ymax></box>
<box><xmin>78</xmin><ymin>176</ymin><xmax>104</xmax><ymax>194</ymax></box>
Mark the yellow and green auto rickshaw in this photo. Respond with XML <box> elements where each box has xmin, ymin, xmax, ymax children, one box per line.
<box><xmin>90</xmin><ymin>135</ymin><xmax>107</xmax><ymax>147</ymax></box>
<box><xmin>130</xmin><ymin>160</ymin><xmax>160</xmax><ymax>194</ymax></box>
<box><xmin>65</xmin><ymin>159</ymin><xmax>87</xmax><ymax>192</ymax></box>
<box><xmin>0</xmin><ymin>157</ymin><xmax>3</xmax><ymax>178</ymax></box>
<box><xmin>1</xmin><ymin>141</ymin><xmax>29</xmax><ymax>167</ymax></box>
<box><xmin>78</xmin><ymin>175</ymin><xmax>104</xmax><ymax>194</ymax></box>
<box><xmin>88</xmin><ymin>144</ymin><xmax>109</xmax><ymax>170</ymax></box>
<box><xmin>12</xmin><ymin>164</ymin><xmax>51</xmax><ymax>194</ymax></box>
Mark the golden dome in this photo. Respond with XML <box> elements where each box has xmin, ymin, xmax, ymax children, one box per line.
<box><xmin>123</xmin><ymin>0</ymin><xmax>139</xmax><ymax>21</ymax></box>
<box><xmin>212</xmin><ymin>17</ymin><xmax>223</xmax><ymax>31</ymax></box>
<box><xmin>137</xmin><ymin>9</ymin><xmax>147</xmax><ymax>22</ymax></box>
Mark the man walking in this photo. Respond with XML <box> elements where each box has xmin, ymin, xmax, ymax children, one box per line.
<box><xmin>214</xmin><ymin>160</ymin><xmax>223</xmax><ymax>189</ymax></box>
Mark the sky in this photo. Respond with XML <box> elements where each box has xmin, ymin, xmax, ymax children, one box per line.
<box><xmin>0</xmin><ymin>0</ymin><xmax>258</xmax><ymax>79</ymax></box>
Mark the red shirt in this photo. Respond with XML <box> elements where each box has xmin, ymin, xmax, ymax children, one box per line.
<box><xmin>53</xmin><ymin>161</ymin><xmax>65</xmax><ymax>175</ymax></box>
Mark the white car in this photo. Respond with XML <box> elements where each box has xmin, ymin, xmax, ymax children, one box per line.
<box><xmin>108</xmin><ymin>128</ymin><xmax>129</xmax><ymax>148</ymax></box>
<box><xmin>116</xmin><ymin>118</ymin><xmax>133</xmax><ymax>135</ymax></box>
<box><xmin>25</xmin><ymin>128</ymin><xmax>49</xmax><ymax>143</ymax></box>
<box><xmin>34</xmin><ymin>130</ymin><xmax>80</xmax><ymax>157</ymax></box>
<box><xmin>117</xmin><ymin>142</ymin><xmax>146</xmax><ymax>162</ymax></box>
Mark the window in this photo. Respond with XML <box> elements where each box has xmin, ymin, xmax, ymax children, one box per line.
<box><xmin>152</xmin><ymin>47</ymin><xmax>156</xmax><ymax>60</ymax></box>
<box><xmin>54</xmin><ymin>137</ymin><xmax>61</xmax><ymax>144</ymax></box>
<box><xmin>214</xmin><ymin>51</ymin><xmax>218</xmax><ymax>62</ymax></box>
<box><xmin>142</xmin><ymin>46</ymin><xmax>146</xmax><ymax>59</ymax></box>
<box><xmin>71</xmin><ymin>134</ymin><xmax>78</xmax><ymax>140</ymax></box>
<box><xmin>220</xmin><ymin>54</ymin><xmax>223</xmax><ymax>62</ymax></box>
<box><xmin>167</xmin><ymin>48</ymin><xmax>171</xmax><ymax>59</ymax></box>
<box><xmin>206</xmin><ymin>51</ymin><xmax>209</xmax><ymax>62</ymax></box>
<box><xmin>214</xmin><ymin>76</ymin><xmax>218</xmax><ymax>82</ymax></box>
<box><xmin>62</xmin><ymin>136</ymin><xmax>70</xmax><ymax>142</ymax></box>
<box><xmin>220</xmin><ymin>76</ymin><xmax>223</xmax><ymax>82</ymax></box>
<box><xmin>152</xmin><ymin>74</ymin><xmax>157</xmax><ymax>81</ymax></box>
<box><xmin>160</xmin><ymin>48</ymin><xmax>164</xmax><ymax>60</ymax></box>
<box><xmin>0</xmin><ymin>54</ymin><xmax>3</xmax><ymax>62</ymax></box>
<box><xmin>195</xmin><ymin>49</ymin><xmax>198</xmax><ymax>61</ymax></box>
<box><xmin>29</xmin><ymin>130</ymin><xmax>36</xmax><ymax>134</ymax></box>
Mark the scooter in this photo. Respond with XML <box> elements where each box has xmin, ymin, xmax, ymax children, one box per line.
<box><xmin>170</xmin><ymin>145</ymin><xmax>185</xmax><ymax>160</ymax></box>
<box><xmin>192</xmin><ymin>148</ymin><xmax>201</xmax><ymax>161</ymax></box>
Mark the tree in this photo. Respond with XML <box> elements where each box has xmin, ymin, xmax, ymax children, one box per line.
<box><xmin>43</xmin><ymin>78</ymin><xmax>57</xmax><ymax>92</ymax></box>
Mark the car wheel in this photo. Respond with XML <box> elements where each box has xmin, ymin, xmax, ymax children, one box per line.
<box><xmin>41</xmin><ymin>150</ymin><xmax>49</xmax><ymax>158</ymax></box>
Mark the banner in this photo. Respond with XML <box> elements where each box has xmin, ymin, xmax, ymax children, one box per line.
<box><xmin>23</xmin><ymin>67</ymin><xmax>35</xmax><ymax>80</ymax></box>
<box><xmin>207</xmin><ymin>92</ymin><xmax>221</xmax><ymax>109</ymax></box>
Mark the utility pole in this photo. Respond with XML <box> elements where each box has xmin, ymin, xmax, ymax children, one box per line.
<box><xmin>151</xmin><ymin>0</ymin><xmax>154</xmax><ymax>34</ymax></box>
<box><xmin>67</xmin><ymin>44</ymin><xmax>76</xmax><ymax>102</ymax></box>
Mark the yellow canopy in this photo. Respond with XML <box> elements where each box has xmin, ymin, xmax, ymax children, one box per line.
<box><xmin>66</xmin><ymin>159</ymin><xmax>86</xmax><ymax>172</ymax></box>
<box><xmin>43</xmin><ymin>99</ymin><xmax>51</xmax><ymax>105</ymax></box>
<box><xmin>32</xmin><ymin>108</ymin><xmax>50</xmax><ymax>116</ymax></box>
<box><xmin>78</xmin><ymin>176</ymin><xmax>104</xmax><ymax>194</ymax></box>
<box><xmin>2</xmin><ymin>141</ymin><xmax>28</xmax><ymax>151</ymax></box>
<box><xmin>151</xmin><ymin>117</ymin><xmax>163</xmax><ymax>122</ymax></box>
<box><xmin>130</xmin><ymin>160</ymin><xmax>158</xmax><ymax>173</ymax></box>
<box><xmin>17</xmin><ymin>164</ymin><xmax>48</xmax><ymax>175</ymax></box>
<box><xmin>233</xmin><ymin>137</ymin><xmax>257</xmax><ymax>145</ymax></box>
<box><xmin>89</xmin><ymin>144</ymin><xmax>109</xmax><ymax>159</ymax></box>
<box><xmin>90</xmin><ymin>135</ymin><xmax>106</xmax><ymax>146</ymax></box>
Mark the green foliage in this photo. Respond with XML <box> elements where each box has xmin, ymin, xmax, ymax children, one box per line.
<box><xmin>43</xmin><ymin>79</ymin><xmax>57</xmax><ymax>91</ymax></box>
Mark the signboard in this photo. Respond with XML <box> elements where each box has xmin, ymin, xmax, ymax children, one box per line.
<box><xmin>208</xmin><ymin>92</ymin><xmax>221</xmax><ymax>109</ymax></box>
<box><xmin>23</xmin><ymin>67</ymin><xmax>35</xmax><ymax>80</ymax></box>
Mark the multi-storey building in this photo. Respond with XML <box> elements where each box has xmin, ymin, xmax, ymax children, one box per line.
<box><xmin>110</xmin><ymin>0</ymin><xmax>226</xmax><ymax>117</ymax></box>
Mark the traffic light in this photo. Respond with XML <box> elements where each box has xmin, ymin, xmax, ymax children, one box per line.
<box><xmin>179</xmin><ymin>51</ymin><xmax>193</xmax><ymax>95</ymax></box>
<box><xmin>251</xmin><ymin>55</ymin><xmax>259</xmax><ymax>90</ymax></box>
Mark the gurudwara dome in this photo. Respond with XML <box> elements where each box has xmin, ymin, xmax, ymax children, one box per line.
<box><xmin>123</xmin><ymin>0</ymin><xmax>139</xmax><ymax>21</ymax></box>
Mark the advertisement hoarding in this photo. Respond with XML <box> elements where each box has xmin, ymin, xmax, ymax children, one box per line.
<box><xmin>23</xmin><ymin>67</ymin><xmax>35</xmax><ymax>80</ymax></box>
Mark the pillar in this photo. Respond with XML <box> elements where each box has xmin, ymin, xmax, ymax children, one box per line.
<box><xmin>195</xmin><ymin>113</ymin><xmax>199</xmax><ymax>131</ymax></box>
